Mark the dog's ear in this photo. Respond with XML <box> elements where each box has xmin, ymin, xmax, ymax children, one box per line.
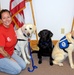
<box><xmin>48</xmin><ymin>31</ymin><xmax>53</xmax><ymax>37</ymax></box>
<box><xmin>38</xmin><ymin>31</ymin><xmax>42</xmax><ymax>37</ymax></box>
<box><xmin>21</xmin><ymin>24</ymin><xmax>26</xmax><ymax>32</ymax></box>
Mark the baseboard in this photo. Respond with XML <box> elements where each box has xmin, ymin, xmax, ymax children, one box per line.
<box><xmin>30</xmin><ymin>40</ymin><xmax>58</xmax><ymax>51</ymax></box>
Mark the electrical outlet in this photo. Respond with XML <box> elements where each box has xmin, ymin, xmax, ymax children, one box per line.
<box><xmin>61</xmin><ymin>28</ymin><xmax>65</xmax><ymax>34</ymax></box>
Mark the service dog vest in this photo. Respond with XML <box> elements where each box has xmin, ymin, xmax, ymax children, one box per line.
<box><xmin>59</xmin><ymin>36</ymin><xmax>69</xmax><ymax>49</ymax></box>
<box><xmin>59</xmin><ymin>36</ymin><xmax>71</xmax><ymax>53</ymax></box>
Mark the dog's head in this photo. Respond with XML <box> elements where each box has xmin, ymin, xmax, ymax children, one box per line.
<box><xmin>38</xmin><ymin>29</ymin><xmax>53</xmax><ymax>41</ymax></box>
<box><xmin>21</xmin><ymin>24</ymin><xmax>36</xmax><ymax>38</ymax></box>
<box><xmin>66</xmin><ymin>31</ymin><xmax>74</xmax><ymax>43</ymax></box>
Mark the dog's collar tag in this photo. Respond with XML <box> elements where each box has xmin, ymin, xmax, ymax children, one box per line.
<box><xmin>28</xmin><ymin>39</ymin><xmax>30</xmax><ymax>42</ymax></box>
<box><xmin>59</xmin><ymin>36</ymin><xmax>69</xmax><ymax>49</ymax></box>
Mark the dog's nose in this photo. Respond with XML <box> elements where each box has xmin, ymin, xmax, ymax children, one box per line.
<box><xmin>27</xmin><ymin>33</ymin><xmax>30</xmax><ymax>37</ymax></box>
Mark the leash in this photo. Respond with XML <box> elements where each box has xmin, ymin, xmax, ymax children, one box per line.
<box><xmin>27</xmin><ymin>39</ymin><xmax>38</xmax><ymax>72</ymax></box>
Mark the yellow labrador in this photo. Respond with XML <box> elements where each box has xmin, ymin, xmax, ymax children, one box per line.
<box><xmin>14</xmin><ymin>24</ymin><xmax>36</xmax><ymax>64</ymax></box>
<box><xmin>52</xmin><ymin>31</ymin><xmax>74</xmax><ymax>69</ymax></box>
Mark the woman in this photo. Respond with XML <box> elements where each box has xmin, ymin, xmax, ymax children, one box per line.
<box><xmin>0</xmin><ymin>9</ymin><xmax>26</xmax><ymax>75</ymax></box>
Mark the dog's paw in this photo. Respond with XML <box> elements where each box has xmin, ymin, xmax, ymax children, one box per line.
<box><xmin>53</xmin><ymin>61</ymin><xmax>63</xmax><ymax>66</ymax></box>
<box><xmin>58</xmin><ymin>63</ymin><xmax>63</xmax><ymax>66</ymax></box>
<box><xmin>71</xmin><ymin>65</ymin><xmax>74</xmax><ymax>69</ymax></box>
<box><xmin>28</xmin><ymin>56</ymin><xmax>31</xmax><ymax>59</ymax></box>
<box><xmin>38</xmin><ymin>60</ymin><xmax>42</xmax><ymax>64</ymax></box>
<box><xmin>50</xmin><ymin>62</ymin><xmax>53</xmax><ymax>66</ymax></box>
<box><xmin>25</xmin><ymin>60</ymin><xmax>30</xmax><ymax>64</ymax></box>
<box><xmin>53</xmin><ymin>60</ymin><xmax>58</xmax><ymax>65</ymax></box>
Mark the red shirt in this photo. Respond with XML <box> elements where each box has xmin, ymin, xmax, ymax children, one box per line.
<box><xmin>0</xmin><ymin>24</ymin><xmax>17</xmax><ymax>58</ymax></box>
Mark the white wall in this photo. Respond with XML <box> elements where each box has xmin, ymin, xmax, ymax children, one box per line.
<box><xmin>0</xmin><ymin>0</ymin><xmax>74</xmax><ymax>40</ymax></box>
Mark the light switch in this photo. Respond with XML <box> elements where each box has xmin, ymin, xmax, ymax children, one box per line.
<box><xmin>61</xmin><ymin>28</ymin><xmax>65</xmax><ymax>34</ymax></box>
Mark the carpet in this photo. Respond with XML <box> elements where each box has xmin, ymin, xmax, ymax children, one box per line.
<box><xmin>0</xmin><ymin>53</ymin><xmax>74</xmax><ymax>75</ymax></box>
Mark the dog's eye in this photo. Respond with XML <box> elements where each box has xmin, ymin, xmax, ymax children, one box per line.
<box><xmin>25</xmin><ymin>28</ymin><xmax>27</xmax><ymax>30</ymax></box>
<box><xmin>29</xmin><ymin>28</ymin><xmax>32</xmax><ymax>30</ymax></box>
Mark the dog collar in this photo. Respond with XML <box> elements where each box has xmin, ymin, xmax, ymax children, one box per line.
<box><xmin>41</xmin><ymin>39</ymin><xmax>50</xmax><ymax>45</ymax></box>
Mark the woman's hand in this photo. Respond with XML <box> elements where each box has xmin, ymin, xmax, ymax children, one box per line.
<box><xmin>0</xmin><ymin>46</ymin><xmax>13</xmax><ymax>59</ymax></box>
<box><xmin>10</xmin><ymin>57</ymin><xmax>17</xmax><ymax>62</ymax></box>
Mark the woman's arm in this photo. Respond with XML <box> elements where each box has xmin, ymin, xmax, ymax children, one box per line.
<box><xmin>0</xmin><ymin>46</ymin><xmax>11</xmax><ymax>59</ymax></box>
<box><xmin>0</xmin><ymin>46</ymin><xmax>17</xmax><ymax>62</ymax></box>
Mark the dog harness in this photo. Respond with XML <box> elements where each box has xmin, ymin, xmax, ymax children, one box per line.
<box><xmin>14</xmin><ymin>33</ymin><xmax>27</xmax><ymax>50</ymax></box>
<box><xmin>59</xmin><ymin>36</ymin><xmax>71</xmax><ymax>53</ymax></box>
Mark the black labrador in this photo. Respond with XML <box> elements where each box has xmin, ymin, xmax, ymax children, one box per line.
<box><xmin>37</xmin><ymin>29</ymin><xmax>54</xmax><ymax>65</ymax></box>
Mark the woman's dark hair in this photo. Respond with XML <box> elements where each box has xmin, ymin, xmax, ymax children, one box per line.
<box><xmin>0</xmin><ymin>9</ymin><xmax>11</xmax><ymax>19</ymax></box>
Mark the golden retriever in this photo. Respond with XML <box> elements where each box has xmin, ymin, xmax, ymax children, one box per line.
<box><xmin>52</xmin><ymin>31</ymin><xmax>74</xmax><ymax>69</ymax></box>
<box><xmin>14</xmin><ymin>24</ymin><xmax>36</xmax><ymax>64</ymax></box>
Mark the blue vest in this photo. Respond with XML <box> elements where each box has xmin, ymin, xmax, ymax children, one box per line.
<box><xmin>59</xmin><ymin>36</ymin><xmax>69</xmax><ymax>49</ymax></box>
